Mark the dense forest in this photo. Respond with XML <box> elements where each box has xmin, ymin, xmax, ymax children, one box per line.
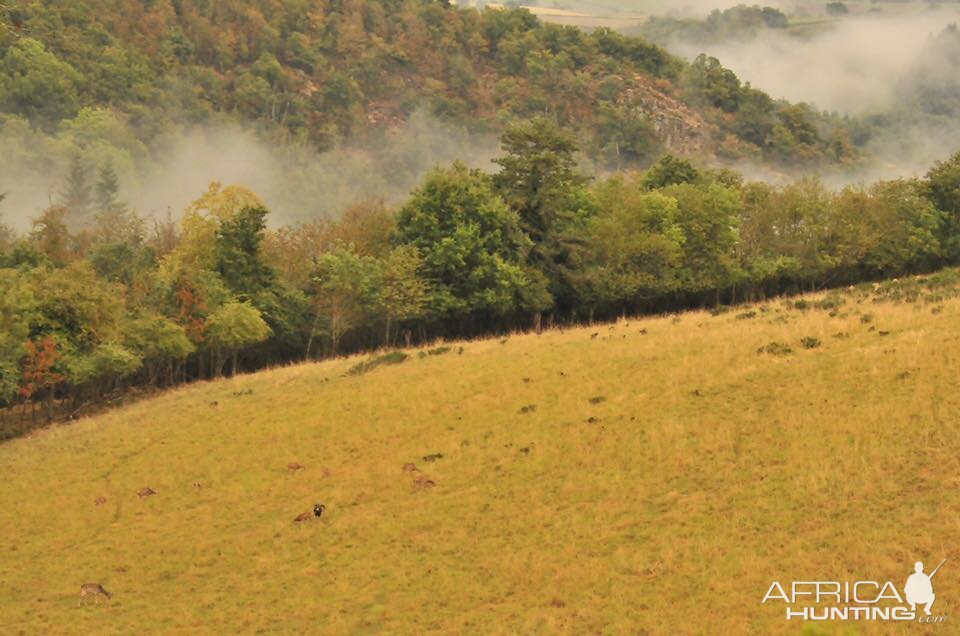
<box><xmin>0</xmin><ymin>0</ymin><xmax>856</xmax><ymax>187</ymax></box>
<box><xmin>2</xmin><ymin>113</ymin><xmax>960</xmax><ymax>430</ymax></box>
<box><xmin>2</xmin><ymin>1</ymin><xmax>960</xmax><ymax>430</ymax></box>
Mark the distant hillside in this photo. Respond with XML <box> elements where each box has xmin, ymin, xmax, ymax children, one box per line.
<box><xmin>2</xmin><ymin>269</ymin><xmax>959</xmax><ymax>632</ymax></box>
<box><xmin>0</xmin><ymin>0</ymin><xmax>854</xmax><ymax>176</ymax></box>
<box><xmin>630</xmin><ymin>4</ymin><xmax>960</xmax><ymax>178</ymax></box>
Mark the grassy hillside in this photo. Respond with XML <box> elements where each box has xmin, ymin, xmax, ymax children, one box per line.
<box><xmin>3</xmin><ymin>271</ymin><xmax>960</xmax><ymax>633</ymax></box>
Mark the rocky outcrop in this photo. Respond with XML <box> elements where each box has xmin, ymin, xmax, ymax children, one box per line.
<box><xmin>620</xmin><ymin>75</ymin><xmax>716</xmax><ymax>157</ymax></box>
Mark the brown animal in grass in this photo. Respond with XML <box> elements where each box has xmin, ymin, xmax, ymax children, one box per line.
<box><xmin>287</xmin><ymin>463</ymin><xmax>304</xmax><ymax>471</ymax></box>
<box><xmin>413</xmin><ymin>475</ymin><xmax>436</xmax><ymax>490</ymax></box>
<box><xmin>137</xmin><ymin>487</ymin><xmax>156</xmax><ymax>498</ymax></box>
<box><xmin>294</xmin><ymin>504</ymin><xmax>326</xmax><ymax>523</ymax></box>
<box><xmin>402</xmin><ymin>463</ymin><xmax>418</xmax><ymax>472</ymax></box>
<box><xmin>94</xmin><ymin>497</ymin><xmax>107</xmax><ymax>506</ymax></box>
<box><xmin>78</xmin><ymin>583</ymin><xmax>111</xmax><ymax>605</ymax></box>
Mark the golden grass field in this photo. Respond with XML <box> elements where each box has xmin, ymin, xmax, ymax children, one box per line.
<box><xmin>2</xmin><ymin>272</ymin><xmax>960</xmax><ymax>634</ymax></box>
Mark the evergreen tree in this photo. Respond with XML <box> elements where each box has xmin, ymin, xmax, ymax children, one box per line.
<box><xmin>92</xmin><ymin>160</ymin><xmax>143</xmax><ymax>245</ymax></box>
<box><xmin>60</xmin><ymin>155</ymin><xmax>92</xmax><ymax>224</ymax></box>
<box><xmin>94</xmin><ymin>160</ymin><xmax>120</xmax><ymax>215</ymax></box>
<box><xmin>214</xmin><ymin>205</ymin><xmax>275</xmax><ymax>298</ymax></box>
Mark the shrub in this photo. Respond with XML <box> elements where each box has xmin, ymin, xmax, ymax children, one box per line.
<box><xmin>812</xmin><ymin>295</ymin><xmax>845</xmax><ymax>311</ymax></box>
<box><xmin>757</xmin><ymin>341</ymin><xmax>792</xmax><ymax>355</ymax></box>
<box><xmin>800</xmin><ymin>337</ymin><xmax>821</xmax><ymax>349</ymax></box>
<box><xmin>348</xmin><ymin>351</ymin><xmax>409</xmax><ymax>375</ymax></box>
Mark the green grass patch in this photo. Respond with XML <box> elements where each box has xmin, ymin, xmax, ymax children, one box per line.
<box><xmin>347</xmin><ymin>350</ymin><xmax>409</xmax><ymax>375</ymax></box>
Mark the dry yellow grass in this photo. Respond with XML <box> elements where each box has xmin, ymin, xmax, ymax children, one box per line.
<box><xmin>1</xmin><ymin>276</ymin><xmax>959</xmax><ymax>634</ymax></box>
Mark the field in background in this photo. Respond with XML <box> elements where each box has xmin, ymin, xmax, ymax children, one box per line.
<box><xmin>484</xmin><ymin>2</ymin><xmax>650</xmax><ymax>30</ymax></box>
<box><xmin>3</xmin><ymin>270</ymin><xmax>960</xmax><ymax>633</ymax></box>
<box><xmin>483</xmin><ymin>1</ymin><xmax>943</xmax><ymax>34</ymax></box>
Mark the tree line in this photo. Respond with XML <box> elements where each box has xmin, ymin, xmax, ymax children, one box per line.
<box><xmin>2</xmin><ymin>117</ymin><xmax>960</xmax><ymax>432</ymax></box>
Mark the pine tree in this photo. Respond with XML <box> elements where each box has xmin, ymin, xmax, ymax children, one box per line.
<box><xmin>92</xmin><ymin>160</ymin><xmax>141</xmax><ymax>244</ymax></box>
<box><xmin>95</xmin><ymin>160</ymin><xmax>120</xmax><ymax>215</ymax></box>
<box><xmin>60</xmin><ymin>155</ymin><xmax>92</xmax><ymax>224</ymax></box>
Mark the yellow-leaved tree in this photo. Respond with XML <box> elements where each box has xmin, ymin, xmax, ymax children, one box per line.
<box><xmin>161</xmin><ymin>181</ymin><xmax>265</xmax><ymax>276</ymax></box>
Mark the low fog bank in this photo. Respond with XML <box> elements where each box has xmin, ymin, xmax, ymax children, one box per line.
<box><xmin>663</xmin><ymin>7</ymin><xmax>960</xmax><ymax>181</ymax></box>
<box><xmin>0</xmin><ymin>112</ymin><xmax>499</xmax><ymax>233</ymax></box>
<box><xmin>134</xmin><ymin>113</ymin><xmax>500</xmax><ymax>228</ymax></box>
<box><xmin>642</xmin><ymin>0</ymin><xmax>805</xmax><ymax>19</ymax></box>
<box><xmin>669</xmin><ymin>11</ymin><xmax>959</xmax><ymax>113</ymax></box>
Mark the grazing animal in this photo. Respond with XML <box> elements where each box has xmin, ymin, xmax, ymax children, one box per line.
<box><xmin>78</xmin><ymin>583</ymin><xmax>111</xmax><ymax>605</ymax></box>
<box><xmin>590</xmin><ymin>333</ymin><xmax>599</xmax><ymax>339</ymax></box>
<box><xmin>137</xmin><ymin>487</ymin><xmax>156</xmax><ymax>498</ymax></box>
<box><xmin>413</xmin><ymin>475</ymin><xmax>436</xmax><ymax>489</ymax></box>
<box><xmin>287</xmin><ymin>463</ymin><xmax>304</xmax><ymax>471</ymax></box>
<box><xmin>402</xmin><ymin>463</ymin><xmax>419</xmax><ymax>472</ymax></box>
<box><xmin>94</xmin><ymin>497</ymin><xmax>107</xmax><ymax>506</ymax></box>
<box><xmin>192</xmin><ymin>482</ymin><xmax>203</xmax><ymax>489</ymax></box>
<box><xmin>295</xmin><ymin>504</ymin><xmax>325</xmax><ymax>523</ymax></box>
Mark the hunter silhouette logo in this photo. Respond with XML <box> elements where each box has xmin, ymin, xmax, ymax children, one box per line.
<box><xmin>762</xmin><ymin>557</ymin><xmax>948</xmax><ymax>623</ymax></box>
<box><xmin>905</xmin><ymin>559</ymin><xmax>945</xmax><ymax>616</ymax></box>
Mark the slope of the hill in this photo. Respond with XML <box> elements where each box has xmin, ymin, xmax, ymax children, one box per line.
<box><xmin>2</xmin><ymin>272</ymin><xmax>959</xmax><ymax>633</ymax></box>
<box><xmin>0</xmin><ymin>0</ymin><xmax>850</xmax><ymax>174</ymax></box>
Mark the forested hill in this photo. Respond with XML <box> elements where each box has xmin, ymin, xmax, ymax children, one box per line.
<box><xmin>0</xmin><ymin>0</ymin><xmax>853</xmax><ymax>172</ymax></box>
